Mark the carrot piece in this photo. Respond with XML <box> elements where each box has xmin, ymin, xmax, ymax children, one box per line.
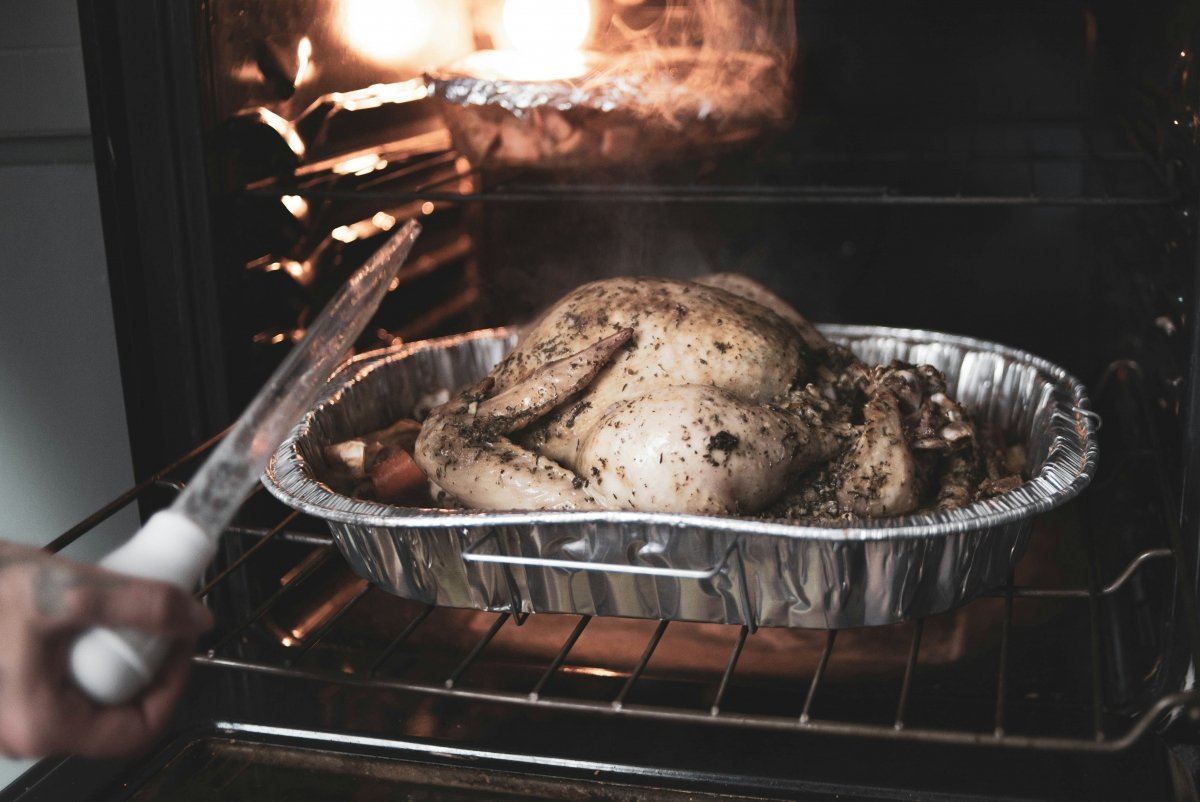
<box><xmin>368</xmin><ymin>447</ymin><xmax>428</xmax><ymax>504</ymax></box>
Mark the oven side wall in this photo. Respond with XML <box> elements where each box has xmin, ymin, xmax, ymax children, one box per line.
<box><xmin>76</xmin><ymin>0</ymin><xmax>229</xmax><ymax>483</ymax></box>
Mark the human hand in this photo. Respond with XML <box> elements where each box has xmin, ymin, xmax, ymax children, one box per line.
<box><xmin>0</xmin><ymin>541</ymin><xmax>213</xmax><ymax>758</ymax></box>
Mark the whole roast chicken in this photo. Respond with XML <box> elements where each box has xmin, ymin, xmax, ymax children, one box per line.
<box><xmin>412</xmin><ymin>275</ymin><xmax>1012</xmax><ymax>517</ymax></box>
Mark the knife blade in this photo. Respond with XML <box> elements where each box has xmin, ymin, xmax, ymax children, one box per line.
<box><xmin>70</xmin><ymin>219</ymin><xmax>421</xmax><ymax>704</ymax></box>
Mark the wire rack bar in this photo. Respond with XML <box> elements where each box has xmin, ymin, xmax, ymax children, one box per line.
<box><xmin>368</xmin><ymin>605</ymin><xmax>436</xmax><ymax>678</ymax></box>
<box><xmin>613</xmin><ymin>620</ymin><xmax>669</xmax><ymax>711</ymax></box>
<box><xmin>710</xmin><ymin>625</ymin><xmax>750</xmax><ymax>716</ymax></box>
<box><xmin>284</xmin><ymin>581</ymin><xmax>372</xmax><ymax>666</ymax></box>
<box><xmin>1085</xmin><ymin>539</ymin><xmax>1107</xmax><ymax>741</ymax></box>
<box><xmin>800</xmin><ymin>630</ymin><xmax>838</xmax><ymax>725</ymax></box>
<box><xmin>981</xmin><ymin>547</ymin><xmax>1175</xmax><ymax>599</ymax></box>
<box><xmin>445</xmin><ymin>613</ymin><xmax>510</xmax><ymax>689</ymax></box>
<box><xmin>894</xmin><ymin>619</ymin><xmax>924</xmax><ymax>730</ymax></box>
<box><xmin>994</xmin><ymin>579</ymin><xmax>1014</xmax><ymax>737</ymax></box>
<box><xmin>269</xmin><ymin>187</ymin><xmax>1177</xmax><ymax>207</ymax></box>
<box><xmin>198</xmin><ymin>511</ymin><xmax>300</xmax><ymax>598</ymax></box>
<box><xmin>205</xmin><ymin>545</ymin><xmax>337</xmax><ymax>656</ymax></box>
<box><xmin>529</xmin><ymin>615</ymin><xmax>591</xmax><ymax>701</ymax></box>
<box><xmin>249</xmin><ymin>141</ymin><xmax>1177</xmax><ymax>208</ymax></box>
<box><xmin>43</xmin><ymin>428</ymin><xmax>227</xmax><ymax>553</ymax></box>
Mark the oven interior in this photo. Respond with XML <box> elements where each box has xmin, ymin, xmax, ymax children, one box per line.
<box><xmin>12</xmin><ymin>0</ymin><xmax>1200</xmax><ymax>799</ymax></box>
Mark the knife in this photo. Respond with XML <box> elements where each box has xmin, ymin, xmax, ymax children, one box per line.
<box><xmin>70</xmin><ymin>219</ymin><xmax>422</xmax><ymax>705</ymax></box>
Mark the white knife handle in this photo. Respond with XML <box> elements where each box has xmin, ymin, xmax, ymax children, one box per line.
<box><xmin>69</xmin><ymin>510</ymin><xmax>217</xmax><ymax>705</ymax></box>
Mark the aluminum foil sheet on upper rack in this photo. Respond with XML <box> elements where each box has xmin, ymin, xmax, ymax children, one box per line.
<box><xmin>426</xmin><ymin>49</ymin><xmax>789</xmax><ymax>170</ymax></box>
<box><xmin>264</xmin><ymin>325</ymin><xmax>1098</xmax><ymax>630</ymax></box>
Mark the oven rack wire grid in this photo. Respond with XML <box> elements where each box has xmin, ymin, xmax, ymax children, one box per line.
<box><xmin>242</xmin><ymin>121</ymin><xmax>1181</xmax><ymax>209</ymax></box>
<box><xmin>45</xmin><ymin>356</ymin><xmax>1200</xmax><ymax>755</ymax></box>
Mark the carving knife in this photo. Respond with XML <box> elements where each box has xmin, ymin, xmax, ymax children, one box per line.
<box><xmin>70</xmin><ymin>219</ymin><xmax>421</xmax><ymax>704</ymax></box>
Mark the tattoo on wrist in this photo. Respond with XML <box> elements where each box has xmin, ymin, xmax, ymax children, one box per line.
<box><xmin>0</xmin><ymin>551</ymin><xmax>41</xmax><ymax>576</ymax></box>
<box><xmin>33</xmin><ymin>565</ymin><xmax>126</xmax><ymax>617</ymax></box>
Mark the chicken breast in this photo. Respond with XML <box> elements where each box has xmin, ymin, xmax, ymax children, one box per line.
<box><xmin>492</xmin><ymin>276</ymin><xmax>815</xmax><ymax>468</ymax></box>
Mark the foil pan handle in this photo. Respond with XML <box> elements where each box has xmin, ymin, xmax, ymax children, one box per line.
<box><xmin>461</xmin><ymin>529</ymin><xmax>743</xmax><ymax>580</ymax></box>
<box><xmin>462</xmin><ymin>530</ymin><xmax>760</xmax><ymax>630</ymax></box>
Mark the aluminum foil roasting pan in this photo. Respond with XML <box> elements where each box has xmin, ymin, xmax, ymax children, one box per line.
<box><xmin>264</xmin><ymin>326</ymin><xmax>1098</xmax><ymax>629</ymax></box>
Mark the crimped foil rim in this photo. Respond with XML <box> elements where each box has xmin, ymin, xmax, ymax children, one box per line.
<box><xmin>426</xmin><ymin>48</ymin><xmax>784</xmax><ymax>121</ymax></box>
<box><xmin>264</xmin><ymin>325</ymin><xmax>1097</xmax><ymax>542</ymax></box>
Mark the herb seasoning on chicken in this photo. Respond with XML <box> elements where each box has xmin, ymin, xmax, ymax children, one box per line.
<box><xmin>406</xmin><ymin>275</ymin><xmax>1024</xmax><ymax>518</ymax></box>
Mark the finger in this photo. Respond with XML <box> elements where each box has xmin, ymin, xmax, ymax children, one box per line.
<box><xmin>50</xmin><ymin>569</ymin><xmax>213</xmax><ymax>637</ymax></box>
<box><xmin>50</xmin><ymin>638</ymin><xmax>196</xmax><ymax>758</ymax></box>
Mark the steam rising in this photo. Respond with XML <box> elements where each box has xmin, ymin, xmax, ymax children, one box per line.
<box><xmin>593</xmin><ymin>0</ymin><xmax>799</xmax><ymax>128</ymax></box>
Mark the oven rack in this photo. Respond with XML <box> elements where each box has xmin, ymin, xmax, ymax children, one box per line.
<box><xmin>55</xmin><ymin>503</ymin><xmax>1200</xmax><ymax>754</ymax></box>
<box><xmin>188</xmin><ymin>540</ymin><xmax>1198</xmax><ymax>753</ymax></box>
<box><xmin>46</xmin><ymin>359</ymin><xmax>1200</xmax><ymax>756</ymax></box>
<box><xmin>242</xmin><ymin>122</ymin><xmax>1179</xmax><ymax>208</ymax></box>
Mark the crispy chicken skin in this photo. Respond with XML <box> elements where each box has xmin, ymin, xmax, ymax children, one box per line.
<box><xmin>413</xmin><ymin>275</ymin><xmax>1002</xmax><ymax>517</ymax></box>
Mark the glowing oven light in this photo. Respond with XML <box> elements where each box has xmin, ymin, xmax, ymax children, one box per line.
<box><xmin>490</xmin><ymin>0</ymin><xmax>593</xmax><ymax>80</ymax></box>
<box><xmin>338</xmin><ymin>0</ymin><xmax>438</xmax><ymax>63</ymax></box>
<box><xmin>502</xmin><ymin>0</ymin><xmax>592</xmax><ymax>53</ymax></box>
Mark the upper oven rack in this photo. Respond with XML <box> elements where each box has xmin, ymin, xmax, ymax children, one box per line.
<box><xmin>240</xmin><ymin>121</ymin><xmax>1179</xmax><ymax>208</ymax></box>
<box><xmin>46</xmin><ymin>357</ymin><xmax>1200</xmax><ymax>756</ymax></box>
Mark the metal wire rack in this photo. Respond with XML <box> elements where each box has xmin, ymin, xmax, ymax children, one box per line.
<box><xmin>244</xmin><ymin>122</ymin><xmax>1180</xmax><ymax>208</ymax></box>
<box><xmin>185</xmin><ymin>546</ymin><xmax>1195</xmax><ymax>752</ymax></box>
<box><xmin>44</xmin><ymin>354</ymin><xmax>1200</xmax><ymax>758</ymax></box>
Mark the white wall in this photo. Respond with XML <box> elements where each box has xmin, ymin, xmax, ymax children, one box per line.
<box><xmin>0</xmin><ymin>0</ymin><xmax>137</xmax><ymax>788</ymax></box>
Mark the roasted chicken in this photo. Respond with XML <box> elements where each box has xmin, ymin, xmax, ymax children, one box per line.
<box><xmin>409</xmin><ymin>275</ymin><xmax>1014</xmax><ymax>517</ymax></box>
